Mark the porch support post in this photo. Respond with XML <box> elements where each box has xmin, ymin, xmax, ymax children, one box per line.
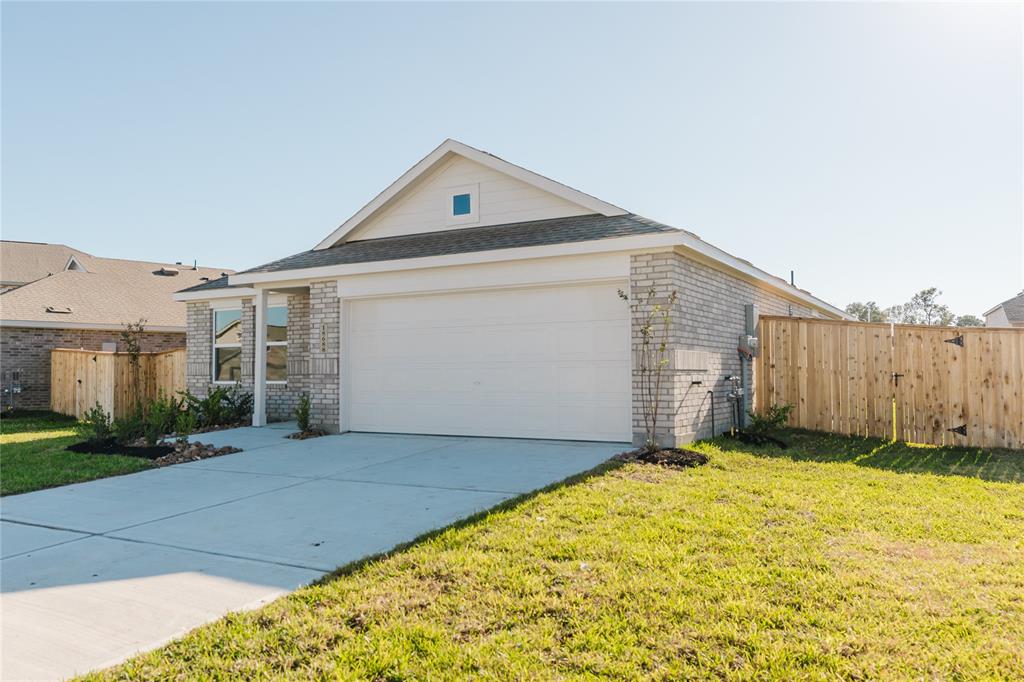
<box><xmin>252</xmin><ymin>288</ymin><xmax>268</xmax><ymax>427</ymax></box>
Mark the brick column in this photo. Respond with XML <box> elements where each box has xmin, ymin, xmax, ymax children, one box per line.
<box><xmin>308</xmin><ymin>281</ymin><xmax>340</xmax><ymax>431</ymax></box>
<box><xmin>185</xmin><ymin>301</ymin><xmax>212</xmax><ymax>397</ymax></box>
<box><xmin>629</xmin><ymin>253</ymin><xmax>687</xmax><ymax>447</ymax></box>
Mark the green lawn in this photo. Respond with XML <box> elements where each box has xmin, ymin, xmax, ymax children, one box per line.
<box><xmin>0</xmin><ymin>412</ymin><xmax>152</xmax><ymax>496</ymax></box>
<box><xmin>81</xmin><ymin>430</ymin><xmax>1023</xmax><ymax>681</ymax></box>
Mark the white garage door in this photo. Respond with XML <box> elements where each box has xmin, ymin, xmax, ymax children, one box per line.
<box><xmin>347</xmin><ymin>282</ymin><xmax>631</xmax><ymax>441</ymax></box>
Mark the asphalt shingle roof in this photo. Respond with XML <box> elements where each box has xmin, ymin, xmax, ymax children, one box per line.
<box><xmin>998</xmin><ymin>291</ymin><xmax>1024</xmax><ymax>323</ymax></box>
<box><xmin>1</xmin><ymin>256</ymin><xmax>232</xmax><ymax>328</ymax></box>
<box><xmin>239</xmin><ymin>213</ymin><xmax>678</xmax><ymax>277</ymax></box>
<box><xmin>0</xmin><ymin>241</ymin><xmax>91</xmax><ymax>285</ymax></box>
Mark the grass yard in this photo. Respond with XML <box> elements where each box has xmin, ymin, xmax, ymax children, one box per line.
<box><xmin>0</xmin><ymin>411</ymin><xmax>152</xmax><ymax>496</ymax></box>
<box><xmin>82</xmin><ymin>430</ymin><xmax>1024</xmax><ymax>680</ymax></box>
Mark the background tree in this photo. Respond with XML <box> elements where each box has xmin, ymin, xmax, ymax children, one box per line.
<box><xmin>847</xmin><ymin>288</ymin><xmax>978</xmax><ymax>327</ymax></box>
<box><xmin>844</xmin><ymin>301</ymin><xmax>887</xmax><ymax>322</ymax></box>
<box><xmin>954</xmin><ymin>314</ymin><xmax>983</xmax><ymax>327</ymax></box>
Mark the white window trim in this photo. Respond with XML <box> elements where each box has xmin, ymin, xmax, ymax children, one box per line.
<box><xmin>265</xmin><ymin>304</ymin><xmax>288</xmax><ymax>385</ymax></box>
<box><xmin>211</xmin><ymin>308</ymin><xmax>242</xmax><ymax>385</ymax></box>
<box><xmin>445</xmin><ymin>183</ymin><xmax>479</xmax><ymax>227</ymax></box>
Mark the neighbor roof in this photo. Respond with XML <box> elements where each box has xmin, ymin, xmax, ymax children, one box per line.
<box><xmin>1</xmin><ymin>256</ymin><xmax>231</xmax><ymax>330</ymax></box>
<box><xmin>233</xmin><ymin>214</ymin><xmax>676</xmax><ymax>278</ymax></box>
<box><xmin>0</xmin><ymin>241</ymin><xmax>92</xmax><ymax>286</ymax></box>
<box><xmin>988</xmin><ymin>291</ymin><xmax>1024</xmax><ymax>323</ymax></box>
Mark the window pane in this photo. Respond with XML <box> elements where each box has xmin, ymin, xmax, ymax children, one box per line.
<box><xmin>452</xmin><ymin>193</ymin><xmax>471</xmax><ymax>216</ymax></box>
<box><xmin>266</xmin><ymin>306</ymin><xmax>288</xmax><ymax>343</ymax></box>
<box><xmin>214</xmin><ymin>310</ymin><xmax>242</xmax><ymax>345</ymax></box>
<box><xmin>214</xmin><ymin>347</ymin><xmax>241</xmax><ymax>382</ymax></box>
<box><xmin>267</xmin><ymin>345</ymin><xmax>287</xmax><ymax>381</ymax></box>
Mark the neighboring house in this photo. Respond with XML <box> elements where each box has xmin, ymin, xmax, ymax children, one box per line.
<box><xmin>176</xmin><ymin>139</ymin><xmax>848</xmax><ymax>446</ymax></box>
<box><xmin>983</xmin><ymin>291</ymin><xmax>1024</xmax><ymax>328</ymax></box>
<box><xmin>0</xmin><ymin>241</ymin><xmax>91</xmax><ymax>293</ymax></box>
<box><xmin>0</xmin><ymin>241</ymin><xmax>231</xmax><ymax>410</ymax></box>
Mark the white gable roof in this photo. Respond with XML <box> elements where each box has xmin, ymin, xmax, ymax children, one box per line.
<box><xmin>314</xmin><ymin>139</ymin><xmax>627</xmax><ymax>250</ymax></box>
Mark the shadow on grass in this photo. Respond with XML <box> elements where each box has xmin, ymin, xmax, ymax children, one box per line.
<box><xmin>710</xmin><ymin>429</ymin><xmax>1023</xmax><ymax>484</ymax></box>
<box><xmin>313</xmin><ymin>459</ymin><xmax>625</xmax><ymax>587</ymax></box>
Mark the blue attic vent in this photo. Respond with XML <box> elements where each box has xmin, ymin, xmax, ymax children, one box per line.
<box><xmin>452</xmin><ymin>193</ymin><xmax>471</xmax><ymax>216</ymax></box>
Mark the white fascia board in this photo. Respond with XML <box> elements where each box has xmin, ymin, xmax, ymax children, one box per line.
<box><xmin>173</xmin><ymin>287</ymin><xmax>256</xmax><ymax>302</ymax></box>
<box><xmin>982</xmin><ymin>303</ymin><xmax>1002</xmax><ymax>317</ymax></box>
<box><xmin>230</xmin><ymin>230</ymin><xmax>846</xmax><ymax>319</ymax></box>
<box><xmin>0</xmin><ymin>319</ymin><xmax>185</xmax><ymax>333</ymax></box>
<box><xmin>232</xmin><ymin>233</ymin><xmax>681</xmax><ymax>286</ymax></box>
<box><xmin>313</xmin><ymin>139</ymin><xmax>627</xmax><ymax>251</ymax></box>
<box><xmin>670</xmin><ymin>233</ymin><xmax>851</xmax><ymax>320</ymax></box>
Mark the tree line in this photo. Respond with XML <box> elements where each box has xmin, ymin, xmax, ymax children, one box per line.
<box><xmin>845</xmin><ymin>288</ymin><xmax>983</xmax><ymax>327</ymax></box>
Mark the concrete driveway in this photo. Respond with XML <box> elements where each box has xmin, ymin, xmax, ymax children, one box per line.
<box><xmin>0</xmin><ymin>424</ymin><xmax>623</xmax><ymax>681</ymax></box>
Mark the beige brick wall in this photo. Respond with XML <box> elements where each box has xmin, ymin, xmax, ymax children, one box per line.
<box><xmin>1</xmin><ymin>326</ymin><xmax>184</xmax><ymax>411</ymax></box>
<box><xmin>185</xmin><ymin>287</ymin><xmax>336</xmax><ymax>428</ymax></box>
<box><xmin>629</xmin><ymin>252</ymin><xmax>814</xmax><ymax>446</ymax></box>
<box><xmin>308</xmin><ymin>281</ymin><xmax>340</xmax><ymax>430</ymax></box>
<box><xmin>182</xmin><ymin>253</ymin><xmax>822</xmax><ymax>442</ymax></box>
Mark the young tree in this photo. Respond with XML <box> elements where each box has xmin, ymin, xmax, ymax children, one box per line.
<box><xmin>619</xmin><ymin>287</ymin><xmax>678</xmax><ymax>453</ymax></box>
<box><xmin>119</xmin><ymin>319</ymin><xmax>146</xmax><ymax>409</ymax></box>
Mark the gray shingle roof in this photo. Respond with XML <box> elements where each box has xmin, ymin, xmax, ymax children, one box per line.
<box><xmin>998</xmin><ymin>291</ymin><xmax>1024</xmax><ymax>322</ymax></box>
<box><xmin>239</xmin><ymin>213</ymin><xmax>678</xmax><ymax>276</ymax></box>
<box><xmin>179</xmin><ymin>275</ymin><xmax>234</xmax><ymax>294</ymax></box>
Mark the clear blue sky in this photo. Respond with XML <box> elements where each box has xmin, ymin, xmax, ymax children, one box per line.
<box><xmin>2</xmin><ymin>2</ymin><xmax>1020</xmax><ymax>316</ymax></box>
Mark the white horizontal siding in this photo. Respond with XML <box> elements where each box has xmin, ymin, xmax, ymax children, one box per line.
<box><xmin>350</xmin><ymin>156</ymin><xmax>591</xmax><ymax>241</ymax></box>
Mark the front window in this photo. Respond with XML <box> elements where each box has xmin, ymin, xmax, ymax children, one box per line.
<box><xmin>266</xmin><ymin>305</ymin><xmax>288</xmax><ymax>382</ymax></box>
<box><xmin>212</xmin><ymin>309</ymin><xmax>242</xmax><ymax>382</ymax></box>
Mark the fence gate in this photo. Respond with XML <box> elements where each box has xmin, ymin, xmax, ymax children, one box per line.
<box><xmin>757</xmin><ymin>317</ymin><xmax>1023</xmax><ymax>449</ymax></box>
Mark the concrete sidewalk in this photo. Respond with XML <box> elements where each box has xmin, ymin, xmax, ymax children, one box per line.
<box><xmin>1</xmin><ymin>427</ymin><xmax>623</xmax><ymax>680</ymax></box>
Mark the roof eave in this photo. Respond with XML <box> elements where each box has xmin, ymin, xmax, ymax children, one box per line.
<box><xmin>173</xmin><ymin>286</ymin><xmax>257</xmax><ymax>302</ymax></box>
<box><xmin>228</xmin><ymin>231</ymin><xmax>847</xmax><ymax>320</ymax></box>
<box><xmin>0</xmin><ymin>319</ymin><xmax>185</xmax><ymax>333</ymax></box>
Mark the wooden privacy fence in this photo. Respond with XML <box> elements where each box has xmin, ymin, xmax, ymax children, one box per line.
<box><xmin>51</xmin><ymin>348</ymin><xmax>186</xmax><ymax>419</ymax></box>
<box><xmin>756</xmin><ymin>317</ymin><xmax>1023</xmax><ymax>449</ymax></box>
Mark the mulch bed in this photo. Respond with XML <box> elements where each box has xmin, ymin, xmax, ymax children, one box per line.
<box><xmin>66</xmin><ymin>438</ymin><xmax>241</xmax><ymax>465</ymax></box>
<box><xmin>67</xmin><ymin>439</ymin><xmax>174</xmax><ymax>459</ymax></box>
<box><xmin>616</xmin><ymin>448</ymin><xmax>709</xmax><ymax>469</ymax></box>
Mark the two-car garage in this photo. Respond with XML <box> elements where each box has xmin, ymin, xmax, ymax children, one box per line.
<box><xmin>345</xmin><ymin>281</ymin><xmax>632</xmax><ymax>442</ymax></box>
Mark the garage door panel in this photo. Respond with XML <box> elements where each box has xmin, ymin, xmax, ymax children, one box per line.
<box><xmin>347</xmin><ymin>283</ymin><xmax>631</xmax><ymax>441</ymax></box>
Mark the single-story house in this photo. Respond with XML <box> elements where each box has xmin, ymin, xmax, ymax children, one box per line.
<box><xmin>176</xmin><ymin>139</ymin><xmax>848</xmax><ymax>445</ymax></box>
<box><xmin>0</xmin><ymin>241</ymin><xmax>230</xmax><ymax>411</ymax></box>
<box><xmin>984</xmin><ymin>291</ymin><xmax>1024</xmax><ymax>328</ymax></box>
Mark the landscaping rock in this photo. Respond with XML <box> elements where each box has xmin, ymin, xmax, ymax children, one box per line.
<box><xmin>287</xmin><ymin>429</ymin><xmax>327</xmax><ymax>440</ymax></box>
<box><xmin>152</xmin><ymin>441</ymin><xmax>242</xmax><ymax>467</ymax></box>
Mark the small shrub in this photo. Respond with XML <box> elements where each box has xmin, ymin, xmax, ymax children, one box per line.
<box><xmin>747</xmin><ymin>403</ymin><xmax>794</xmax><ymax>435</ymax></box>
<box><xmin>144</xmin><ymin>392</ymin><xmax>180</xmax><ymax>446</ymax></box>
<box><xmin>113</xmin><ymin>408</ymin><xmax>146</xmax><ymax>445</ymax></box>
<box><xmin>78</xmin><ymin>403</ymin><xmax>113</xmax><ymax>443</ymax></box>
<box><xmin>175</xmin><ymin>408</ymin><xmax>196</xmax><ymax>446</ymax></box>
<box><xmin>224</xmin><ymin>384</ymin><xmax>253</xmax><ymax>424</ymax></box>
<box><xmin>295</xmin><ymin>394</ymin><xmax>311</xmax><ymax>433</ymax></box>
<box><xmin>179</xmin><ymin>385</ymin><xmax>252</xmax><ymax>429</ymax></box>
